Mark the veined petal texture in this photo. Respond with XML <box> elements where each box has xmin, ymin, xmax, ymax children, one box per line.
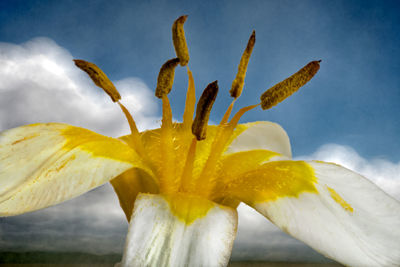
<box><xmin>120</xmin><ymin>193</ymin><xmax>238</xmax><ymax>267</ymax></box>
<box><xmin>0</xmin><ymin>123</ymin><xmax>148</xmax><ymax>216</ymax></box>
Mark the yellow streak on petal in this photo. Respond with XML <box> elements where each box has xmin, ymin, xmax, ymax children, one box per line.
<box><xmin>61</xmin><ymin>126</ymin><xmax>136</xmax><ymax>163</ymax></box>
<box><xmin>55</xmin><ymin>154</ymin><xmax>76</xmax><ymax>172</ymax></box>
<box><xmin>226</xmin><ymin>161</ymin><xmax>317</xmax><ymax>205</ymax></box>
<box><xmin>327</xmin><ymin>186</ymin><xmax>354</xmax><ymax>213</ymax></box>
<box><xmin>163</xmin><ymin>193</ymin><xmax>214</xmax><ymax>225</ymax></box>
<box><xmin>11</xmin><ymin>133</ymin><xmax>39</xmax><ymax>145</ymax></box>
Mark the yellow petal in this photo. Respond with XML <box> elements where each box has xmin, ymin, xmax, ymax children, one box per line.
<box><xmin>118</xmin><ymin>121</ymin><xmax>289</xmax><ymax>196</ymax></box>
<box><xmin>225</xmin><ymin>160</ymin><xmax>400</xmax><ymax>266</ymax></box>
<box><xmin>212</xmin><ymin>149</ymin><xmax>284</xmax><ymax>208</ymax></box>
<box><xmin>218</xmin><ymin>150</ymin><xmax>281</xmax><ymax>183</ymax></box>
<box><xmin>0</xmin><ymin>123</ymin><xmax>152</xmax><ymax>216</ymax></box>
<box><xmin>110</xmin><ymin>168</ymin><xmax>159</xmax><ymax>221</ymax></box>
<box><xmin>223</xmin><ymin>160</ymin><xmax>317</xmax><ymax>205</ymax></box>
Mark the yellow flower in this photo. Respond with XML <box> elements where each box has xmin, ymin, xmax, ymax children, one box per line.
<box><xmin>1</xmin><ymin>16</ymin><xmax>400</xmax><ymax>267</ymax></box>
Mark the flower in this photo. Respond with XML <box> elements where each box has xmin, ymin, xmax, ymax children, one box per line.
<box><xmin>1</xmin><ymin>16</ymin><xmax>399</xmax><ymax>267</ymax></box>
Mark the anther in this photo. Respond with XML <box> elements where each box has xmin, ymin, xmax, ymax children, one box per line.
<box><xmin>172</xmin><ymin>15</ymin><xmax>190</xmax><ymax>66</ymax></box>
<box><xmin>260</xmin><ymin>60</ymin><xmax>321</xmax><ymax>110</ymax></box>
<box><xmin>230</xmin><ymin>30</ymin><xmax>256</xmax><ymax>99</ymax></box>
<box><xmin>74</xmin><ymin>59</ymin><xmax>121</xmax><ymax>102</ymax></box>
<box><xmin>155</xmin><ymin>58</ymin><xmax>180</xmax><ymax>98</ymax></box>
<box><xmin>192</xmin><ymin>81</ymin><xmax>219</xmax><ymax>140</ymax></box>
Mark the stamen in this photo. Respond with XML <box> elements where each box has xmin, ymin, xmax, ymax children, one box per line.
<box><xmin>230</xmin><ymin>30</ymin><xmax>256</xmax><ymax>99</ymax></box>
<box><xmin>74</xmin><ymin>59</ymin><xmax>147</xmax><ymax>156</ymax></box>
<box><xmin>159</xmin><ymin>95</ymin><xmax>175</xmax><ymax>192</ymax></box>
<box><xmin>192</xmin><ymin>81</ymin><xmax>219</xmax><ymax>141</ymax></box>
<box><xmin>260</xmin><ymin>60</ymin><xmax>321</xmax><ymax>110</ymax></box>
<box><xmin>196</xmin><ymin>103</ymin><xmax>259</xmax><ymax>198</ymax></box>
<box><xmin>118</xmin><ymin>102</ymin><xmax>140</xmax><ymax>136</ymax></box>
<box><xmin>155</xmin><ymin>58</ymin><xmax>180</xmax><ymax>98</ymax></box>
<box><xmin>161</xmin><ymin>95</ymin><xmax>173</xmax><ymax>129</ymax></box>
<box><xmin>172</xmin><ymin>15</ymin><xmax>190</xmax><ymax>66</ymax></box>
<box><xmin>195</xmin><ymin>125</ymin><xmax>232</xmax><ymax>197</ymax></box>
<box><xmin>219</xmin><ymin>31</ymin><xmax>256</xmax><ymax>125</ymax></box>
<box><xmin>229</xmin><ymin>103</ymin><xmax>260</xmax><ymax>128</ymax></box>
<box><xmin>182</xmin><ymin>67</ymin><xmax>196</xmax><ymax>131</ymax></box>
<box><xmin>73</xmin><ymin>59</ymin><xmax>121</xmax><ymax>102</ymax></box>
<box><xmin>179</xmin><ymin>137</ymin><xmax>197</xmax><ymax>192</ymax></box>
<box><xmin>219</xmin><ymin>99</ymin><xmax>236</xmax><ymax>125</ymax></box>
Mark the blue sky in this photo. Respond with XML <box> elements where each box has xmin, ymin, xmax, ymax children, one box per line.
<box><xmin>0</xmin><ymin>0</ymin><xmax>400</xmax><ymax>263</ymax></box>
<box><xmin>1</xmin><ymin>0</ymin><xmax>400</xmax><ymax>159</ymax></box>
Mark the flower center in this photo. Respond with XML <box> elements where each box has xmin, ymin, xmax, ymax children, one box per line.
<box><xmin>74</xmin><ymin>15</ymin><xmax>321</xmax><ymax>204</ymax></box>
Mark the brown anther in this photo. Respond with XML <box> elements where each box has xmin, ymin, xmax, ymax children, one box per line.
<box><xmin>192</xmin><ymin>81</ymin><xmax>219</xmax><ymax>140</ymax></box>
<box><xmin>230</xmin><ymin>30</ymin><xmax>256</xmax><ymax>99</ymax></box>
<box><xmin>260</xmin><ymin>60</ymin><xmax>321</xmax><ymax>110</ymax></box>
<box><xmin>74</xmin><ymin>59</ymin><xmax>121</xmax><ymax>102</ymax></box>
<box><xmin>155</xmin><ymin>58</ymin><xmax>180</xmax><ymax>98</ymax></box>
<box><xmin>172</xmin><ymin>15</ymin><xmax>190</xmax><ymax>66</ymax></box>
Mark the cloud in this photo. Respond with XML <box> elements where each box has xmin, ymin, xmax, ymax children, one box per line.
<box><xmin>0</xmin><ymin>37</ymin><xmax>159</xmax><ymax>136</ymax></box>
<box><xmin>297</xmin><ymin>143</ymin><xmax>400</xmax><ymax>200</ymax></box>
<box><xmin>0</xmin><ymin>37</ymin><xmax>158</xmax><ymax>254</ymax></box>
<box><xmin>0</xmin><ymin>185</ymin><xmax>127</xmax><ymax>254</ymax></box>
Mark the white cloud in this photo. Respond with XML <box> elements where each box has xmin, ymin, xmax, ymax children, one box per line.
<box><xmin>0</xmin><ymin>37</ymin><xmax>158</xmax><ymax>254</ymax></box>
<box><xmin>297</xmin><ymin>143</ymin><xmax>400</xmax><ymax>200</ymax></box>
<box><xmin>0</xmin><ymin>37</ymin><xmax>159</xmax><ymax>137</ymax></box>
<box><xmin>0</xmin><ymin>184</ymin><xmax>127</xmax><ymax>254</ymax></box>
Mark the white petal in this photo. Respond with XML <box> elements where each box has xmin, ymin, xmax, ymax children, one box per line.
<box><xmin>226</xmin><ymin>121</ymin><xmax>292</xmax><ymax>158</ymax></box>
<box><xmin>0</xmin><ymin>123</ymin><xmax>150</xmax><ymax>216</ymax></box>
<box><xmin>120</xmin><ymin>193</ymin><xmax>238</xmax><ymax>267</ymax></box>
<box><xmin>253</xmin><ymin>161</ymin><xmax>400</xmax><ymax>266</ymax></box>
